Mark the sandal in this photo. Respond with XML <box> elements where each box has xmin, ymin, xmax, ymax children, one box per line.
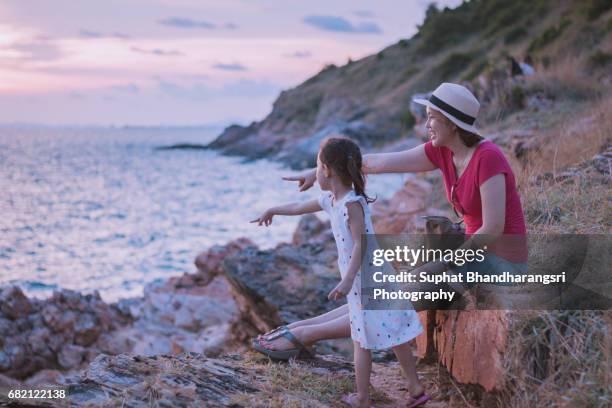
<box><xmin>256</xmin><ymin>325</ymin><xmax>288</xmax><ymax>341</ymax></box>
<box><xmin>405</xmin><ymin>392</ymin><xmax>431</xmax><ymax>408</ymax></box>
<box><xmin>251</xmin><ymin>328</ymin><xmax>315</xmax><ymax>360</ymax></box>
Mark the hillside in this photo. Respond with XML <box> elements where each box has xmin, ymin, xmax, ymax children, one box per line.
<box><xmin>207</xmin><ymin>0</ymin><xmax>612</xmax><ymax>169</ymax></box>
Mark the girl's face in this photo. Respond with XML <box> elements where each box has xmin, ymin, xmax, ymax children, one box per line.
<box><xmin>316</xmin><ymin>152</ymin><xmax>332</xmax><ymax>190</ymax></box>
<box><xmin>425</xmin><ymin>107</ymin><xmax>455</xmax><ymax>147</ymax></box>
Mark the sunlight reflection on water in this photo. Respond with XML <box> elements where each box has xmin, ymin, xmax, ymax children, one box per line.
<box><xmin>0</xmin><ymin>126</ymin><xmax>407</xmax><ymax>301</ymax></box>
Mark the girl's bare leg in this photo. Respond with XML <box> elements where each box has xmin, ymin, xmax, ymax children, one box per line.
<box><xmin>344</xmin><ymin>341</ymin><xmax>372</xmax><ymax>408</ymax></box>
<box><xmin>391</xmin><ymin>342</ymin><xmax>425</xmax><ymax>397</ymax></box>
<box><xmin>258</xmin><ymin>304</ymin><xmax>349</xmax><ymax>340</ymax></box>
<box><xmin>260</xmin><ymin>312</ymin><xmax>350</xmax><ymax>350</ymax></box>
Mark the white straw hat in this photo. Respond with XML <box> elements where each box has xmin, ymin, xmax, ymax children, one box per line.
<box><xmin>413</xmin><ymin>82</ymin><xmax>480</xmax><ymax>134</ymax></box>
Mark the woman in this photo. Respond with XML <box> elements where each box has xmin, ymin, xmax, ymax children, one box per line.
<box><xmin>254</xmin><ymin>82</ymin><xmax>527</xmax><ymax>356</ymax></box>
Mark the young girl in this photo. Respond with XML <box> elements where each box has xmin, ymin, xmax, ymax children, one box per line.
<box><xmin>251</xmin><ymin>137</ymin><xmax>429</xmax><ymax>408</ymax></box>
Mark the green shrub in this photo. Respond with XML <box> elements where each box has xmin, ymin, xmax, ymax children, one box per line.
<box><xmin>505</xmin><ymin>27</ymin><xmax>528</xmax><ymax>44</ymax></box>
<box><xmin>377</xmin><ymin>51</ymin><xmax>384</xmax><ymax>60</ymax></box>
<box><xmin>588</xmin><ymin>50</ymin><xmax>612</xmax><ymax>68</ymax></box>
<box><xmin>528</xmin><ymin>18</ymin><xmax>571</xmax><ymax>52</ymax></box>
<box><xmin>415</xmin><ymin>3</ymin><xmax>476</xmax><ymax>55</ymax></box>
<box><xmin>413</xmin><ymin>0</ymin><xmax>547</xmax><ymax>55</ymax></box>
<box><xmin>462</xmin><ymin>59</ymin><xmax>488</xmax><ymax>81</ymax></box>
<box><xmin>292</xmin><ymin>94</ymin><xmax>323</xmax><ymax>124</ymax></box>
<box><xmin>433</xmin><ymin>52</ymin><xmax>478</xmax><ymax>79</ymax></box>
<box><xmin>401</xmin><ymin>110</ymin><xmax>416</xmax><ymax>130</ymax></box>
<box><xmin>585</xmin><ymin>0</ymin><xmax>612</xmax><ymax>21</ymax></box>
<box><xmin>486</xmin><ymin>2</ymin><xmax>530</xmax><ymax>36</ymax></box>
<box><xmin>398</xmin><ymin>39</ymin><xmax>409</xmax><ymax>48</ymax></box>
<box><xmin>403</xmin><ymin>66</ymin><xmax>418</xmax><ymax>79</ymax></box>
<box><xmin>509</xmin><ymin>86</ymin><xmax>526</xmax><ymax>109</ymax></box>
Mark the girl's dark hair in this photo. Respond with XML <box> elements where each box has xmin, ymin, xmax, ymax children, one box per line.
<box><xmin>319</xmin><ymin>137</ymin><xmax>376</xmax><ymax>204</ymax></box>
<box><xmin>457</xmin><ymin>127</ymin><xmax>483</xmax><ymax>147</ymax></box>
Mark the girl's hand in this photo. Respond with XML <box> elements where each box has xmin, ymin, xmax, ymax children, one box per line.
<box><xmin>282</xmin><ymin>168</ymin><xmax>316</xmax><ymax>192</ymax></box>
<box><xmin>328</xmin><ymin>278</ymin><xmax>353</xmax><ymax>301</ymax></box>
<box><xmin>250</xmin><ymin>209</ymin><xmax>274</xmax><ymax>226</ymax></box>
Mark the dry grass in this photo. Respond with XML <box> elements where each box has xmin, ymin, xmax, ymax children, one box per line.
<box><xmin>478</xmin><ymin>53</ymin><xmax>603</xmax><ymax>126</ymax></box>
<box><xmin>522</xmin><ymin>56</ymin><xmax>598</xmax><ymax>102</ymax></box>
<box><xmin>512</xmin><ymin>96</ymin><xmax>611</xmax><ymax>233</ymax></box>
<box><xmin>230</xmin><ymin>353</ymin><xmax>354</xmax><ymax>407</ymax></box>
<box><xmin>488</xmin><ymin>63</ymin><xmax>612</xmax><ymax>407</ymax></box>
<box><xmin>500</xmin><ymin>311</ymin><xmax>611</xmax><ymax>407</ymax></box>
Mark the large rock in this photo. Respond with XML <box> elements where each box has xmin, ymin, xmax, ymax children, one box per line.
<box><xmin>194</xmin><ymin>237</ymin><xmax>256</xmax><ymax>284</ymax></box>
<box><xmin>58</xmin><ymin>344</ymin><xmax>87</xmax><ymax>369</ymax></box>
<box><xmin>108</xmin><ymin>273</ymin><xmax>239</xmax><ymax>358</ymax></box>
<box><xmin>74</xmin><ymin>313</ymin><xmax>100</xmax><ymax>346</ymax></box>
<box><xmin>0</xmin><ymin>261</ymin><xmax>242</xmax><ymax>382</ymax></box>
<box><xmin>62</xmin><ymin>353</ymin><xmax>259</xmax><ymax>407</ymax></box>
<box><xmin>371</xmin><ymin>177</ymin><xmax>431</xmax><ymax>234</ymax></box>
<box><xmin>0</xmin><ymin>286</ymin><xmax>131</xmax><ymax>379</ymax></box>
<box><xmin>0</xmin><ymin>286</ymin><xmax>31</xmax><ymax>320</ymax></box>
<box><xmin>141</xmin><ymin>277</ymin><xmax>237</xmax><ymax>332</ymax></box>
<box><xmin>291</xmin><ymin>214</ymin><xmax>333</xmax><ymax>246</ymax></box>
<box><xmin>16</xmin><ymin>352</ymin><xmax>358</xmax><ymax>407</ymax></box>
<box><xmin>25</xmin><ymin>369</ymin><xmax>66</xmax><ymax>387</ymax></box>
<box><xmin>0</xmin><ymin>372</ymin><xmax>21</xmax><ymax>388</ymax></box>
<box><xmin>219</xmin><ymin>241</ymin><xmax>343</xmax><ymax>341</ymax></box>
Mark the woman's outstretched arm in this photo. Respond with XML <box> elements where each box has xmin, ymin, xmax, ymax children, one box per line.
<box><xmin>283</xmin><ymin>144</ymin><xmax>436</xmax><ymax>191</ymax></box>
<box><xmin>362</xmin><ymin>144</ymin><xmax>436</xmax><ymax>174</ymax></box>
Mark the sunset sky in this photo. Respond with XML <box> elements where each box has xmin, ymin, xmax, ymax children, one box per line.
<box><xmin>0</xmin><ymin>0</ymin><xmax>461</xmax><ymax>126</ymax></box>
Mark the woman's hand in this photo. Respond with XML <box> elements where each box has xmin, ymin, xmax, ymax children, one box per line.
<box><xmin>282</xmin><ymin>168</ymin><xmax>316</xmax><ymax>192</ymax></box>
<box><xmin>250</xmin><ymin>209</ymin><xmax>275</xmax><ymax>226</ymax></box>
<box><xmin>328</xmin><ymin>278</ymin><xmax>353</xmax><ymax>301</ymax></box>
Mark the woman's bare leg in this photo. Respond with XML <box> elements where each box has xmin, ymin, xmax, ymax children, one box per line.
<box><xmin>258</xmin><ymin>304</ymin><xmax>349</xmax><ymax>340</ymax></box>
<box><xmin>260</xmin><ymin>312</ymin><xmax>350</xmax><ymax>350</ymax></box>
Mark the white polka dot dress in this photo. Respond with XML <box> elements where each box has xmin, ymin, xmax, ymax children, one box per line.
<box><xmin>318</xmin><ymin>190</ymin><xmax>423</xmax><ymax>350</ymax></box>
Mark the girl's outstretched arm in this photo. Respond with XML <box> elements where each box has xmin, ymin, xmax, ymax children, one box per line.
<box><xmin>250</xmin><ymin>199</ymin><xmax>322</xmax><ymax>226</ymax></box>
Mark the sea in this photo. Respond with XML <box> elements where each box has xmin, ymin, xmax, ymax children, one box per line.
<box><xmin>0</xmin><ymin>126</ymin><xmax>408</xmax><ymax>302</ymax></box>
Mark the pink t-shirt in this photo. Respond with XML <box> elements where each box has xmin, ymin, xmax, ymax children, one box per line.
<box><xmin>424</xmin><ymin>140</ymin><xmax>527</xmax><ymax>262</ymax></box>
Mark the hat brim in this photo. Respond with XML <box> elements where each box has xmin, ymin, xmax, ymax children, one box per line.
<box><xmin>413</xmin><ymin>98</ymin><xmax>479</xmax><ymax>135</ymax></box>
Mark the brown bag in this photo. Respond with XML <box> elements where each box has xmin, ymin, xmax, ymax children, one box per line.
<box><xmin>422</xmin><ymin>215</ymin><xmax>465</xmax><ymax>251</ymax></box>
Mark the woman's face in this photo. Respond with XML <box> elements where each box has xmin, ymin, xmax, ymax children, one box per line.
<box><xmin>425</xmin><ymin>107</ymin><xmax>455</xmax><ymax>147</ymax></box>
<box><xmin>316</xmin><ymin>152</ymin><xmax>331</xmax><ymax>190</ymax></box>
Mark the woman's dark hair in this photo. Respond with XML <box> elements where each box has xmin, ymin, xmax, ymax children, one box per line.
<box><xmin>319</xmin><ymin>137</ymin><xmax>376</xmax><ymax>204</ymax></box>
<box><xmin>457</xmin><ymin>127</ymin><xmax>483</xmax><ymax>147</ymax></box>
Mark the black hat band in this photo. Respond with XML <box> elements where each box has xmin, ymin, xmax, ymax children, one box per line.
<box><xmin>429</xmin><ymin>94</ymin><xmax>476</xmax><ymax>125</ymax></box>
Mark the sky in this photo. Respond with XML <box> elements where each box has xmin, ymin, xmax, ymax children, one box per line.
<box><xmin>0</xmin><ymin>0</ymin><xmax>462</xmax><ymax>126</ymax></box>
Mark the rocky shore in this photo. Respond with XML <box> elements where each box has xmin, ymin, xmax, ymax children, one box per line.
<box><xmin>0</xmin><ymin>174</ymin><xmax>515</xmax><ymax>406</ymax></box>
